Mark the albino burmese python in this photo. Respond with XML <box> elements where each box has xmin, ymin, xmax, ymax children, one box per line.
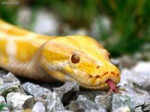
<box><xmin>0</xmin><ymin>20</ymin><xmax>120</xmax><ymax>92</ymax></box>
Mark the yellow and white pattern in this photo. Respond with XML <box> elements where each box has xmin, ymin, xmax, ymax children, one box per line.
<box><xmin>0</xmin><ymin>20</ymin><xmax>120</xmax><ymax>90</ymax></box>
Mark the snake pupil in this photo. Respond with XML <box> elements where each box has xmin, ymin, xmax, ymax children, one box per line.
<box><xmin>71</xmin><ymin>54</ymin><xmax>80</xmax><ymax>63</ymax></box>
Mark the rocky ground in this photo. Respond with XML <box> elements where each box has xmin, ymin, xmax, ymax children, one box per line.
<box><xmin>0</xmin><ymin>60</ymin><xmax>150</xmax><ymax>112</ymax></box>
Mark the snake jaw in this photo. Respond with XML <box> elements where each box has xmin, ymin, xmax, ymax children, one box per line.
<box><xmin>106</xmin><ymin>79</ymin><xmax>119</xmax><ymax>93</ymax></box>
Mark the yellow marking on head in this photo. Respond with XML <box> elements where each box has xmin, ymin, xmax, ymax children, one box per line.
<box><xmin>68</xmin><ymin>35</ymin><xmax>109</xmax><ymax>60</ymax></box>
<box><xmin>15</xmin><ymin>41</ymin><xmax>38</xmax><ymax>62</ymax></box>
<box><xmin>0</xmin><ymin>40</ymin><xmax>9</xmax><ymax>64</ymax></box>
<box><xmin>42</xmin><ymin>49</ymin><xmax>68</xmax><ymax>62</ymax></box>
<box><xmin>77</xmin><ymin>61</ymin><xmax>96</xmax><ymax>74</ymax></box>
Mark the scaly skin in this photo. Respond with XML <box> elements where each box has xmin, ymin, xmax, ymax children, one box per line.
<box><xmin>0</xmin><ymin>20</ymin><xmax>120</xmax><ymax>90</ymax></box>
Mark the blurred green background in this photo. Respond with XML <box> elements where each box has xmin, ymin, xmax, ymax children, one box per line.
<box><xmin>0</xmin><ymin>0</ymin><xmax>150</xmax><ymax>57</ymax></box>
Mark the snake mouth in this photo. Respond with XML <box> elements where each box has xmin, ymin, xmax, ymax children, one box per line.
<box><xmin>74</xmin><ymin>74</ymin><xmax>120</xmax><ymax>91</ymax></box>
<box><xmin>105</xmin><ymin>79</ymin><xmax>118</xmax><ymax>92</ymax></box>
<box><xmin>78</xmin><ymin>78</ymin><xmax>118</xmax><ymax>91</ymax></box>
<box><xmin>64</xmin><ymin>69</ymin><xmax>120</xmax><ymax>91</ymax></box>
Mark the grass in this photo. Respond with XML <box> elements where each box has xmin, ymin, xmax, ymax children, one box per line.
<box><xmin>0</xmin><ymin>0</ymin><xmax>149</xmax><ymax>56</ymax></box>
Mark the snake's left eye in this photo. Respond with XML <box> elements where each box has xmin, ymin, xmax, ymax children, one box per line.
<box><xmin>71</xmin><ymin>54</ymin><xmax>80</xmax><ymax>64</ymax></box>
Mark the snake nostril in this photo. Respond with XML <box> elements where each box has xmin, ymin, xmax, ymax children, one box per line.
<box><xmin>111</xmin><ymin>71</ymin><xmax>116</xmax><ymax>76</ymax></box>
<box><xmin>96</xmin><ymin>66</ymin><xmax>100</xmax><ymax>69</ymax></box>
<box><xmin>89</xmin><ymin>75</ymin><xmax>93</xmax><ymax>78</ymax></box>
<box><xmin>95</xmin><ymin>75</ymin><xmax>100</xmax><ymax>79</ymax></box>
<box><xmin>103</xmin><ymin>72</ymin><xmax>108</xmax><ymax>76</ymax></box>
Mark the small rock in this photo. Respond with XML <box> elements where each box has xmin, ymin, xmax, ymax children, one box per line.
<box><xmin>68</xmin><ymin>28</ymin><xmax>88</xmax><ymax>35</ymax></box>
<box><xmin>24</xmin><ymin>109</ymin><xmax>32</xmax><ymax>112</ymax></box>
<box><xmin>17</xmin><ymin>6</ymin><xmax>32</xmax><ymax>29</ymax></box>
<box><xmin>111</xmin><ymin>94</ymin><xmax>133</xmax><ymax>111</ymax></box>
<box><xmin>0</xmin><ymin>78</ymin><xmax>3</xmax><ymax>85</ymax></box>
<box><xmin>0</xmin><ymin>96</ymin><xmax>6</xmax><ymax>105</ymax></box>
<box><xmin>135</xmin><ymin>106</ymin><xmax>143</xmax><ymax>112</ymax></box>
<box><xmin>111</xmin><ymin>58</ymin><xmax>122</xmax><ymax>69</ymax></box>
<box><xmin>23</xmin><ymin>97</ymin><xmax>36</xmax><ymax>109</ymax></box>
<box><xmin>132</xmin><ymin>61</ymin><xmax>150</xmax><ymax>73</ymax></box>
<box><xmin>119</xmin><ymin>65</ymin><xmax>150</xmax><ymax>91</ymax></box>
<box><xmin>68</xmin><ymin>95</ymin><xmax>100</xmax><ymax>112</ymax></box>
<box><xmin>113</xmin><ymin>106</ymin><xmax>131</xmax><ymax>112</ymax></box>
<box><xmin>111</xmin><ymin>93</ymin><xmax>150</xmax><ymax>111</ymax></box>
<box><xmin>0</xmin><ymin>72</ymin><xmax>20</xmax><ymax>84</ymax></box>
<box><xmin>22</xmin><ymin>82</ymin><xmax>51</xmax><ymax>99</ymax></box>
<box><xmin>32</xmin><ymin>102</ymin><xmax>46</xmax><ymax>112</ymax></box>
<box><xmin>6</xmin><ymin>92</ymin><xmax>32</xmax><ymax>111</ymax></box>
<box><xmin>0</xmin><ymin>70</ymin><xmax>8</xmax><ymax>76</ymax></box>
<box><xmin>95</xmin><ymin>95</ymin><xmax>111</xmax><ymax>111</ymax></box>
<box><xmin>0</xmin><ymin>96</ymin><xmax>9</xmax><ymax>112</ymax></box>
<box><xmin>54</xmin><ymin>82</ymin><xmax>79</xmax><ymax>105</ymax></box>
<box><xmin>143</xmin><ymin>51</ymin><xmax>150</xmax><ymax>60</ymax></box>
<box><xmin>143</xmin><ymin>104</ymin><xmax>150</xmax><ymax>112</ymax></box>
<box><xmin>79</xmin><ymin>90</ymin><xmax>106</xmax><ymax>101</ymax></box>
<box><xmin>54</xmin><ymin>82</ymin><xmax>79</xmax><ymax>98</ymax></box>
<box><xmin>0</xmin><ymin>83</ymin><xmax>21</xmax><ymax>96</ymax></box>
<box><xmin>46</xmin><ymin>92</ymin><xmax>65</xmax><ymax>112</ymax></box>
<box><xmin>90</xmin><ymin>16</ymin><xmax>111</xmax><ymax>39</ymax></box>
<box><xmin>119</xmin><ymin>55</ymin><xmax>137</xmax><ymax>68</ymax></box>
<box><xmin>34</xmin><ymin>8</ymin><xmax>59</xmax><ymax>35</ymax></box>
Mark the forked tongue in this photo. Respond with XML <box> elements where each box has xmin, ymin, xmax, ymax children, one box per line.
<box><xmin>106</xmin><ymin>79</ymin><xmax>118</xmax><ymax>93</ymax></box>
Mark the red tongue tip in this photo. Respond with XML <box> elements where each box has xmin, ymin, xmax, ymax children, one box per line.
<box><xmin>106</xmin><ymin>79</ymin><xmax>118</xmax><ymax>93</ymax></box>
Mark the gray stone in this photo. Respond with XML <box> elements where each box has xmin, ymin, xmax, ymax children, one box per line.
<box><xmin>0</xmin><ymin>78</ymin><xmax>3</xmax><ymax>85</ymax></box>
<box><xmin>132</xmin><ymin>61</ymin><xmax>150</xmax><ymax>73</ymax></box>
<box><xmin>111</xmin><ymin>93</ymin><xmax>150</xmax><ymax>112</ymax></box>
<box><xmin>23</xmin><ymin>97</ymin><xmax>36</xmax><ymax>109</ymax></box>
<box><xmin>22</xmin><ymin>82</ymin><xmax>51</xmax><ymax>99</ymax></box>
<box><xmin>118</xmin><ymin>55</ymin><xmax>137</xmax><ymax>68</ymax></box>
<box><xmin>143</xmin><ymin>104</ymin><xmax>150</xmax><ymax>112</ymax></box>
<box><xmin>0</xmin><ymin>83</ymin><xmax>21</xmax><ymax>96</ymax></box>
<box><xmin>6</xmin><ymin>92</ymin><xmax>32</xmax><ymax>111</ymax></box>
<box><xmin>45</xmin><ymin>92</ymin><xmax>65</xmax><ymax>112</ymax></box>
<box><xmin>68</xmin><ymin>95</ymin><xmax>100</xmax><ymax>112</ymax></box>
<box><xmin>17</xmin><ymin>6</ymin><xmax>32</xmax><ymax>29</ymax></box>
<box><xmin>135</xmin><ymin>106</ymin><xmax>143</xmax><ymax>112</ymax></box>
<box><xmin>34</xmin><ymin>8</ymin><xmax>59</xmax><ymax>35</ymax></box>
<box><xmin>95</xmin><ymin>95</ymin><xmax>111</xmax><ymax>110</ymax></box>
<box><xmin>0</xmin><ymin>72</ymin><xmax>20</xmax><ymax>84</ymax></box>
<box><xmin>90</xmin><ymin>16</ymin><xmax>111</xmax><ymax>39</ymax></box>
<box><xmin>119</xmin><ymin>62</ymin><xmax>150</xmax><ymax>91</ymax></box>
<box><xmin>54</xmin><ymin>82</ymin><xmax>79</xmax><ymax>98</ymax></box>
<box><xmin>0</xmin><ymin>96</ymin><xmax>6</xmax><ymax>105</ymax></box>
<box><xmin>111</xmin><ymin>58</ymin><xmax>122</xmax><ymax>70</ymax></box>
<box><xmin>32</xmin><ymin>102</ymin><xmax>46</xmax><ymax>112</ymax></box>
<box><xmin>0</xmin><ymin>96</ymin><xmax>9</xmax><ymax>112</ymax></box>
<box><xmin>68</xmin><ymin>28</ymin><xmax>88</xmax><ymax>35</ymax></box>
<box><xmin>113</xmin><ymin>106</ymin><xmax>131</xmax><ymax>112</ymax></box>
<box><xmin>54</xmin><ymin>82</ymin><xmax>79</xmax><ymax>105</ymax></box>
<box><xmin>0</xmin><ymin>70</ymin><xmax>8</xmax><ymax>76</ymax></box>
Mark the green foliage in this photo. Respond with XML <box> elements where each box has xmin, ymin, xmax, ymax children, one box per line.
<box><xmin>0</xmin><ymin>104</ymin><xmax>6</xmax><ymax>111</ymax></box>
<box><xmin>0</xmin><ymin>1</ymin><xmax>18</xmax><ymax>24</ymax></box>
<box><xmin>31</xmin><ymin>0</ymin><xmax>97</xmax><ymax>28</ymax></box>
<box><xmin>97</xmin><ymin>0</ymin><xmax>150</xmax><ymax>56</ymax></box>
<box><xmin>28</xmin><ymin>0</ymin><xmax>150</xmax><ymax>56</ymax></box>
<box><xmin>0</xmin><ymin>0</ymin><xmax>149</xmax><ymax>56</ymax></box>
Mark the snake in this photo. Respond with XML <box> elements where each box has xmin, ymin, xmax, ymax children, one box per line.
<box><xmin>0</xmin><ymin>20</ymin><xmax>120</xmax><ymax>92</ymax></box>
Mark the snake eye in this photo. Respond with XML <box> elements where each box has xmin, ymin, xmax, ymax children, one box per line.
<box><xmin>71</xmin><ymin>54</ymin><xmax>80</xmax><ymax>64</ymax></box>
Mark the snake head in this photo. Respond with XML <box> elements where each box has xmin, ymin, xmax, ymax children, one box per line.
<box><xmin>40</xmin><ymin>36</ymin><xmax>120</xmax><ymax>91</ymax></box>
